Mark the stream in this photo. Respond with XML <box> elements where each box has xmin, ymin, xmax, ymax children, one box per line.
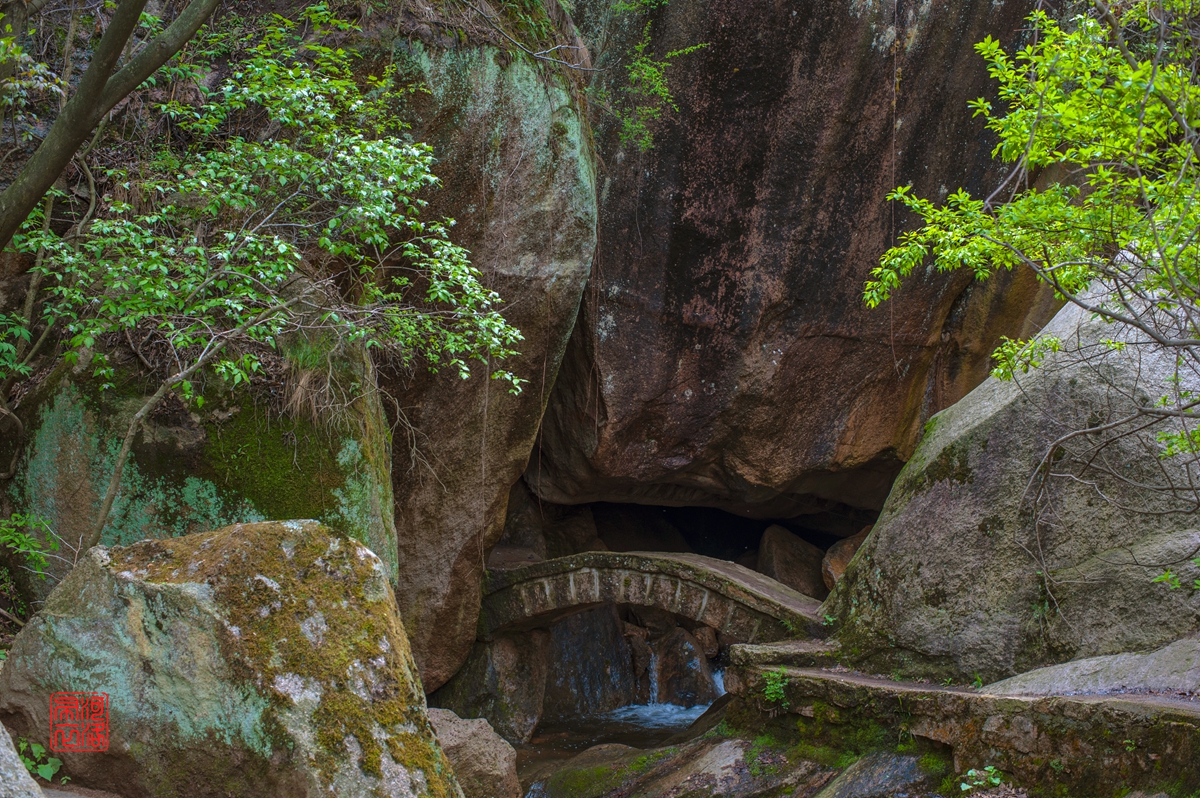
<box><xmin>515</xmin><ymin>671</ymin><xmax>726</xmax><ymax>781</ymax></box>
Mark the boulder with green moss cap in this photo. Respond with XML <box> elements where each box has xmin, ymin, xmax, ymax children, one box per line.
<box><xmin>0</xmin><ymin>520</ymin><xmax>462</xmax><ymax>798</ymax></box>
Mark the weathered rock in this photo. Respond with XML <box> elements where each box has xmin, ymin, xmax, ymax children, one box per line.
<box><xmin>2</xmin><ymin>357</ymin><xmax>396</xmax><ymax>602</ymax></box>
<box><xmin>528</xmin><ymin>0</ymin><xmax>1058</xmax><ymax>530</ymax></box>
<box><xmin>543</xmin><ymin>605</ymin><xmax>638</xmax><ymax>719</ymax></box>
<box><xmin>428</xmin><ymin>631</ymin><xmax>550</xmax><ymax>745</ymax></box>
<box><xmin>0</xmin><ymin>721</ymin><xmax>41</xmax><ymax>798</ymax></box>
<box><xmin>729</xmin><ymin>664</ymin><xmax>1200</xmax><ymax>796</ymax></box>
<box><xmin>382</xmin><ymin>37</ymin><xmax>596</xmax><ymax>691</ymax></box>
<box><xmin>497</xmin><ymin>480</ymin><xmax>606</xmax><ymax>560</ymax></box>
<box><xmin>814</xmin><ymin>753</ymin><xmax>929</xmax><ymax>798</ymax></box>
<box><xmin>651</xmin><ymin>628</ymin><xmax>718</xmax><ymax>707</ymax></box>
<box><xmin>821</xmin><ymin>526</ymin><xmax>871</xmax><ymax>592</ymax></box>
<box><xmin>988</xmin><ymin>636</ymin><xmax>1200</xmax><ymax>697</ymax></box>
<box><xmin>427</xmin><ymin>709</ymin><xmax>519</xmax><ymax>798</ymax></box>
<box><xmin>693</xmin><ymin>625</ymin><xmax>719</xmax><ymax>659</ymax></box>
<box><xmin>0</xmin><ymin>521</ymin><xmax>460</xmax><ymax>798</ymax></box>
<box><xmin>758</xmin><ymin>525</ymin><xmax>828</xmax><ymax>600</ymax></box>
<box><xmin>486</xmin><ymin>545</ymin><xmax>544</xmax><ymax>571</ymax></box>
<box><xmin>528</xmin><ymin>736</ymin><xmax>830</xmax><ymax>798</ymax></box>
<box><xmin>826</xmin><ymin>302</ymin><xmax>1200</xmax><ymax>681</ymax></box>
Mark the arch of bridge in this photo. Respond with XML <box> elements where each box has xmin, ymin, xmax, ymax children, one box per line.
<box><xmin>479</xmin><ymin>551</ymin><xmax>823</xmax><ymax>643</ymax></box>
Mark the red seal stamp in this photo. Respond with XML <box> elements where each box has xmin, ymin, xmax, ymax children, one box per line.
<box><xmin>49</xmin><ymin>692</ymin><xmax>109</xmax><ymax>752</ymax></box>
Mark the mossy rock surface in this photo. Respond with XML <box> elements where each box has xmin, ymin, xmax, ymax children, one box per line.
<box><xmin>0</xmin><ymin>520</ymin><xmax>460</xmax><ymax>798</ymax></box>
<box><xmin>3</xmin><ymin>362</ymin><xmax>396</xmax><ymax>600</ymax></box>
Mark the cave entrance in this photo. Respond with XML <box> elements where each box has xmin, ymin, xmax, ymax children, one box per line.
<box><xmin>493</xmin><ymin>479</ymin><xmax>880</xmax><ymax>604</ymax></box>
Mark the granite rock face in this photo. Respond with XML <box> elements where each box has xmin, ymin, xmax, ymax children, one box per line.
<box><xmin>0</xmin><ymin>722</ymin><xmax>41</xmax><ymax>798</ymax></box>
<box><xmin>827</xmin><ymin>302</ymin><xmax>1200</xmax><ymax>681</ymax></box>
<box><xmin>757</xmin><ymin>525</ymin><xmax>828</xmax><ymax>600</ymax></box>
<box><xmin>651</xmin><ymin>627</ymin><xmax>719</xmax><ymax>707</ymax></box>
<box><xmin>427</xmin><ymin>709</ymin><xmax>520</xmax><ymax>798</ymax></box>
<box><xmin>382</xmin><ymin>38</ymin><xmax>596</xmax><ymax>692</ymax></box>
<box><xmin>528</xmin><ymin>0</ymin><xmax>1058</xmax><ymax>530</ymax></box>
<box><xmin>988</xmin><ymin>636</ymin><xmax>1200</xmax><ymax>697</ymax></box>
<box><xmin>0</xmin><ymin>521</ymin><xmax>460</xmax><ymax>798</ymax></box>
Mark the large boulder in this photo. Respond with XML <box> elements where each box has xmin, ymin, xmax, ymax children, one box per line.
<box><xmin>527</xmin><ymin>0</ymin><xmax>1059</xmax><ymax>530</ymax></box>
<box><xmin>427</xmin><ymin>709</ymin><xmax>519</xmax><ymax>798</ymax></box>
<box><xmin>826</xmin><ymin>303</ymin><xmax>1200</xmax><ymax>681</ymax></box>
<box><xmin>757</xmin><ymin>525</ymin><xmax>828</xmax><ymax>600</ymax></box>
<box><xmin>0</xmin><ymin>521</ymin><xmax>461</xmax><ymax>798</ymax></box>
<box><xmin>542</xmin><ymin>605</ymin><xmax>639</xmax><ymax>719</ymax></box>
<box><xmin>428</xmin><ymin>631</ymin><xmax>551</xmax><ymax>745</ymax></box>
<box><xmin>651</xmin><ymin>628</ymin><xmax>719</xmax><ymax>707</ymax></box>
<box><xmin>821</xmin><ymin>526</ymin><xmax>871</xmax><ymax>592</ymax></box>
<box><xmin>382</xmin><ymin>32</ymin><xmax>596</xmax><ymax>691</ymax></box>
<box><xmin>0</xmin><ymin>721</ymin><xmax>41</xmax><ymax>798</ymax></box>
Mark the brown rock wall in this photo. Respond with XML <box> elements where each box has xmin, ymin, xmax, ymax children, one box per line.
<box><xmin>529</xmin><ymin>0</ymin><xmax>1058</xmax><ymax>521</ymax></box>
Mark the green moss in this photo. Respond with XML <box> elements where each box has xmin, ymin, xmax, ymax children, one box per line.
<box><xmin>114</xmin><ymin>521</ymin><xmax>453</xmax><ymax>795</ymax></box>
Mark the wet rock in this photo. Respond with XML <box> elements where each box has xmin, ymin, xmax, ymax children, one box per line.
<box><xmin>0</xmin><ymin>721</ymin><xmax>41</xmax><ymax>798</ymax></box>
<box><xmin>427</xmin><ymin>709</ymin><xmax>519</xmax><ymax>798</ymax></box>
<box><xmin>693</xmin><ymin>625</ymin><xmax>720</xmax><ymax>659</ymax></box>
<box><xmin>758</xmin><ymin>525</ymin><xmax>828</xmax><ymax>600</ymax></box>
<box><xmin>822</xmin><ymin>526</ymin><xmax>872</xmax><ymax>591</ymax></box>
<box><xmin>988</xmin><ymin>636</ymin><xmax>1200</xmax><ymax>696</ymax></box>
<box><xmin>628</xmin><ymin>606</ymin><xmax>680</xmax><ymax>639</ymax></box>
<box><xmin>0</xmin><ymin>521</ymin><xmax>460</xmax><ymax>798</ymax></box>
<box><xmin>530</xmin><ymin>0</ymin><xmax>1056</xmax><ymax>528</ymax></box>
<box><xmin>384</xmin><ymin>39</ymin><xmax>597</xmax><ymax>691</ymax></box>
<box><xmin>543</xmin><ymin>605</ymin><xmax>638</xmax><ymax>719</ymax></box>
<box><xmin>814</xmin><ymin>753</ymin><xmax>929</xmax><ymax>798</ymax></box>
<box><xmin>429</xmin><ymin>631</ymin><xmax>550</xmax><ymax>745</ymax></box>
<box><xmin>652</xmin><ymin>628</ymin><xmax>719</xmax><ymax>707</ymax></box>
<box><xmin>827</xmin><ymin>301</ymin><xmax>1200</xmax><ymax>681</ymax></box>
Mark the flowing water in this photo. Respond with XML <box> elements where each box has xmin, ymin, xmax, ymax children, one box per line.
<box><xmin>516</xmin><ymin>671</ymin><xmax>726</xmax><ymax>782</ymax></box>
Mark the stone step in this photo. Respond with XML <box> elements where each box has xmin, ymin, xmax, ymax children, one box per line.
<box><xmin>725</xmin><ymin>665</ymin><xmax>1200</xmax><ymax>796</ymax></box>
<box><xmin>728</xmin><ymin>639</ymin><xmax>842</xmax><ymax>669</ymax></box>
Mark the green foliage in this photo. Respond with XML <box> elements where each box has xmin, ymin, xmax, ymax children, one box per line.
<box><xmin>1153</xmin><ymin>558</ymin><xmax>1200</xmax><ymax>592</ymax></box>
<box><xmin>0</xmin><ymin>513</ymin><xmax>57</xmax><ymax>578</ymax></box>
<box><xmin>7</xmin><ymin>5</ymin><xmax>523</xmax><ymax>400</ymax></box>
<box><xmin>990</xmin><ymin>334</ymin><xmax>1062</xmax><ymax>380</ymax></box>
<box><xmin>602</xmin><ymin>22</ymin><xmax>706</xmax><ymax>151</ymax></box>
<box><xmin>919</xmin><ymin>751</ymin><xmax>951</xmax><ymax>777</ymax></box>
<box><xmin>865</xmin><ymin>2</ymin><xmax>1200</xmax><ymax>463</ymax></box>
<box><xmin>761</xmin><ymin>667</ymin><xmax>790</xmax><ymax>709</ymax></box>
<box><xmin>17</xmin><ymin>737</ymin><xmax>64</xmax><ymax>783</ymax></box>
<box><xmin>960</xmin><ymin>765</ymin><xmax>1004</xmax><ymax>792</ymax></box>
<box><xmin>0</xmin><ymin>29</ymin><xmax>64</xmax><ymax>144</ymax></box>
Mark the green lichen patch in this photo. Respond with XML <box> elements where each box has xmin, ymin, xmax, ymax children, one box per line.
<box><xmin>111</xmin><ymin>520</ymin><xmax>455</xmax><ymax>796</ymax></box>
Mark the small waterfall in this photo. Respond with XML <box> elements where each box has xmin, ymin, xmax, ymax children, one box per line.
<box><xmin>713</xmin><ymin>669</ymin><xmax>726</xmax><ymax>696</ymax></box>
<box><xmin>647</xmin><ymin>651</ymin><xmax>660</xmax><ymax>704</ymax></box>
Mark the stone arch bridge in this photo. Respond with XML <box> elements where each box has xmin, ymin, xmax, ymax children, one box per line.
<box><xmin>479</xmin><ymin>551</ymin><xmax>823</xmax><ymax>643</ymax></box>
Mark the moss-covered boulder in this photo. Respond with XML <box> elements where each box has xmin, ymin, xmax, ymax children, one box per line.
<box><xmin>0</xmin><ymin>520</ymin><xmax>461</xmax><ymax>798</ymax></box>
<box><xmin>825</xmin><ymin>302</ymin><xmax>1200</xmax><ymax>682</ymax></box>
<box><xmin>2</xmin><ymin>357</ymin><xmax>396</xmax><ymax>599</ymax></box>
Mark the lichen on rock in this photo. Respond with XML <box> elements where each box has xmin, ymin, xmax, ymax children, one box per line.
<box><xmin>0</xmin><ymin>520</ymin><xmax>460</xmax><ymax>798</ymax></box>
